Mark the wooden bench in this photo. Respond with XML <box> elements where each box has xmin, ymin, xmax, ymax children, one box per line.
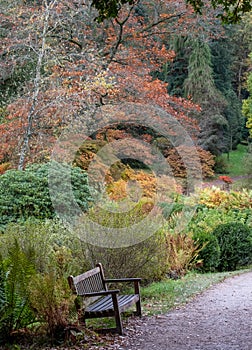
<box><xmin>68</xmin><ymin>263</ymin><xmax>142</xmax><ymax>335</ymax></box>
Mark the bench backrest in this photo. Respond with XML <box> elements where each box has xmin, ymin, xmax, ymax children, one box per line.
<box><xmin>68</xmin><ymin>264</ymin><xmax>107</xmax><ymax>295</ymax></box>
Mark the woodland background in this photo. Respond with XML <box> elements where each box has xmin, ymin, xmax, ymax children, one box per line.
<box><xmin>0</xmin><ymin>0</ymin><xmax>252</xmax><ymax>174</ymax></box>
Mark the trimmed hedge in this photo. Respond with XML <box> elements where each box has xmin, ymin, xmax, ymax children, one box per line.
<box><xmin>212</xmin><ymin>222</ymin><xmax>252</xmax><ymax>271</ymax></box>
<box><xmin>193</xmin><ymin>231</ymin><xmax>220</xmax><ymax>272</ymax></box>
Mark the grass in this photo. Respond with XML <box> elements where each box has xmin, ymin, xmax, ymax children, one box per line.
<box><xmin>140</xmin><ymin>269</ymin><xmax>250</xmax><ymax>315</ymax></box>
<box><xmin>224</xmin><ymin>144</ymin><xmax>249</xmax><ymax>177</ymax></box>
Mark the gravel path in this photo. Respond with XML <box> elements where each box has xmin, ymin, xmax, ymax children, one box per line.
<box><xmin>123</xmin><ymin>271</ymin><xmax>252</xmax><ymax>350</ymax></box>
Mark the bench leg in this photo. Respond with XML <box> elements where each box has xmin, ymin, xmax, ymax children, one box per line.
<box><xmin>134</xmin><ymin>281</ymin><xmax>142</xmax><ymax>316</ymax></box>
<box><xmin>136</xmin><ymin>299</ymin><xmax>142</xmax><ymax>317</ymax></box>
<box><xmin>112</xmin><ymin>293</ymin><xmax>123</xmax><ymax>335</ymax></box>
<box><xmin>78</xmin><ymin>312</ymin><xmax>86</xmax><ymax>327</ymax></box>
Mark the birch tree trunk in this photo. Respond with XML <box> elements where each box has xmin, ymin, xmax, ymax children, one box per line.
<box><xmin>18</xmin><ymin>0</ymin><xmax>56</xmax><ymax>170</ymax></box>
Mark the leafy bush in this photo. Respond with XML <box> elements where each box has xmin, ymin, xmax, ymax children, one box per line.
<box><xmin>84</xmin><ymin>200</ymin><xmax>168</xmax><ymax>281</ymax></box>
<box><xmin>213</xmin><ymin>155</ymin><xmax>229</xmax><ymax>174</ymax></box>
<box><xmin>212</xmin><ymin>222</ymin><xmax>252</xmax><ymax>271</ymax></box>
<box><xmin>85</xmin><ymin>234</ymin><xmax>167</xmax><ymax>283</ymax></box>
<box><xmin>188</xmin><ymin>206</ymin><xmax>252</xmax><ymax>239</ymax></box>
<box><xmin>104</xmin><ymin>165</ymin><xmax>183</xmax><ymax>203</ymax></box>
<box><xmin>0</xmin><ymin>219</ymin><xmax>84</xmax><ymax>277</ymax></box>
<box><xmin>189</xmin><ymin>207</ymin><xmax>251</xmax><ymax>272</ymax></box>
<box><xmin>0</xmin><ymin>162</ymin><xmax>93</xmax><ymax>230</ymax></box>
<box><xmin>192</xmin><ymin>231</ymin><xmax>220</xmax><ymax>272</ymax></box>
<box><xmin>107</xmin><ymin>167</ymin><xmax>157</xmax><ymax>200</ymax></box>
<box><xmin>160</xmin><ymin>203</ymin><xmax>185</xmax><ymax>220</ymax></box>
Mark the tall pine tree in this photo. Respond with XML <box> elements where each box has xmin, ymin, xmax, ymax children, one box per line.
<box><xmin>183</xmin><ymin>39</ymin><xmax>228</xmax><ymax>155</ymax></box>
<box><xmin>211</xmin><ymin>36</ymin><xmax>244</xmax><ymax>150</ymax></box>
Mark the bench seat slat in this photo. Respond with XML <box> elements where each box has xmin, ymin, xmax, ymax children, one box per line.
<box><xmin>87</xmin><ymin>295</ymin><xmax>113</xmax><ymax>312</ymax></box>
<box><xmin>119</xmin><ymin>294</ymin><xmax>140</xmax><ymax>312</ymax></box>
<box><xmin>86</xmin><ymin>294</ymin><xmax>139</xmax><ymax>314</ymax></box>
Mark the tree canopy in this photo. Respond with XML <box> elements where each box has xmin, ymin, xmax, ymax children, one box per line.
<box><xmin>91</xmin><ymin>0</ymin><xmax>252</xmax><ymax>23</ymax></box>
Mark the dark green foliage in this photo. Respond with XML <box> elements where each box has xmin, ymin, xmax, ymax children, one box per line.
<box><xmin>0</xmin><ymin>162</ymin><xmax>93</xmax><ymax>230</ymax></box>
<box><xmin>184</xmin><ymin>40</ymin><xmax>217</xmax><ymax>103</ymax></box>
<box><xmin>186</xmin><ymin>0</ymin><xmax>252</xmax><ymax>23</ymax></box>
<box><xmin>213</xmin><ymin>155</ymin><xmax>229</xmax><ymax>174</ymax></box>
<box><xmin>211</xmin><ymin>38</ymin><xmax>234</xmax><ymax>94</ymax></box>
<box><xmin>211</xmin><ymin>38</ymin><xmax>244</xmax><ymax>150</ymax></box>
<box><xmin>193</xmin><ymin>231</ymin><xmax>220</xmax><ymax>272</ymax></box>
<box><xmin>223</xmin><ymin>90</ymin><xmax>244</xmax><ymax>150</ymax></box>
<box><xmin>159</xmin><ymin>36</ymin><xmax>233</xmax><ymax>155</ymax></box>
<box><xmin>159</xmin><ymin>30</ymin><xmax>246</xmax><ymax>156</ymax></box>
<box><xmin>0</xmin><ymin>241</ymin><xmax>36</xmax><ymax>344</ymax></box>
<box><xmin>91</xmin><ymin>0</ymin><xmax>136</xmax><ymax>22</ymax></box>
<box><xmin>198</xmin><ymin>114</ymin><xmax>229</xmax><ymax>156</ymax></box>
<box><xmin>212</xmin><ymin>222</ymin><xmax>252</xmax><ymax>271</ymax></box>
<box><xmin>159</xmin><ymin>36</ymin><xmax>190</xmax><ymax>97</ymax></box>
<box><xmin>183</xmin><ymin>39</ymin><xmax>229</xmax><ymax>155</ymax></box>
<box><xmin>159</xmin><ymin>202</ymin><xmax>184</xmax><ymax>219</ymax></box>
<box><xmin>91</xmin><ymin>0</ymin><xmax>252</xmax><ymax>23</ymax></box>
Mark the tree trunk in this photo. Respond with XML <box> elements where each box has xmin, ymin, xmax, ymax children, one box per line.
<box><xmin>18</xmin><ymin>0</ymin><xmax>56</xmax><ymax>170</ymax></box>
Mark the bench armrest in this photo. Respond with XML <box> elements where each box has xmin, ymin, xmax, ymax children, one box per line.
<box><xmin>79</xmin><ymin>289</ymin><xmax>120</xmax><ymax>297</ymax></box>
<box><xmin>105</xmin><ymin>278</ymin><xmax>141</xmax><ymax>295</ymax></box>
<box><xmin>105</xmin><ymin>278</ymin><xmax>141</xmax><ymax>283</ymax></box>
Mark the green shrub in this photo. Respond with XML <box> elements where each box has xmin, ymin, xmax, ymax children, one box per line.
<box><xmin>159</xmin><ymin>202</ymin><xmax>185</xmax><ymax>219</ymax></box>
<box><xmin>213</xmin><ymin>155</ymin><xmax>228</xmax><ymax>174</ymax></box>
<box><xmin>0</xmin><ymin>219</ymin><xmax>84</xmax><ymax>276</ymax></box>
<box><xmin>0</xmin><ymin>162</ymin><xmax>93</xmax><ymax>230</ymax></box>
<box><xmin>193</xmin><ymin>231</ymin><xmax>220</xmax><ymax>272</ymax></box>
<box><xmin>81</xmin><ymin>200</ymin><xmax>168</xmax><ymax>282</ymax></box>
<box><xmin>84</xmin><ymin>229</ymin><xmax>168</xmax><ymax>283</ymax></box>
<box><xmin>212</xmin><ymin>222</ymin><xmax>252</xmax><ymax>271</ymax></box>
<box><xmin>188</xmin><ymin>207</ymin><xmax>251</xmax><ymax>236</ymax></box>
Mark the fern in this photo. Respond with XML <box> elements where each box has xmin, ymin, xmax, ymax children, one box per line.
<box><xmin>0</xmin><ymin>240</ymin><xmax>36</xmax><ymax>343</ymax></box>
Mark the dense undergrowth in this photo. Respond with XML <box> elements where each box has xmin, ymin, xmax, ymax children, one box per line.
<box><xmin>0</xmin><ymin>185</ymin><xmax>251</xmax><ymax>346</ymax></box>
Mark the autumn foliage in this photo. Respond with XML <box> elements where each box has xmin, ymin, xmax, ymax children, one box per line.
<box><xmin>219</xmin><ymin>175</ymin><xmax>233</xmax><ymax>184</ymax></box>
<box><xmin>198</xmin><ymin>187</ymin><xmax>252</xmax><ymax>210</ymax></box>
<box><xmin>0</xmin><ymin>0</ymin><xmax>219</xmax><ymax>185</ymax></box>
<box><xmin>106</xmin><ymin>166</ymin><xmax>183</xmax><ymax>201</ymax></box>
<box><xmin>166</xmin><ymin>146</ymin><xmax>215</xmax><ymax>178</ymax></box>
